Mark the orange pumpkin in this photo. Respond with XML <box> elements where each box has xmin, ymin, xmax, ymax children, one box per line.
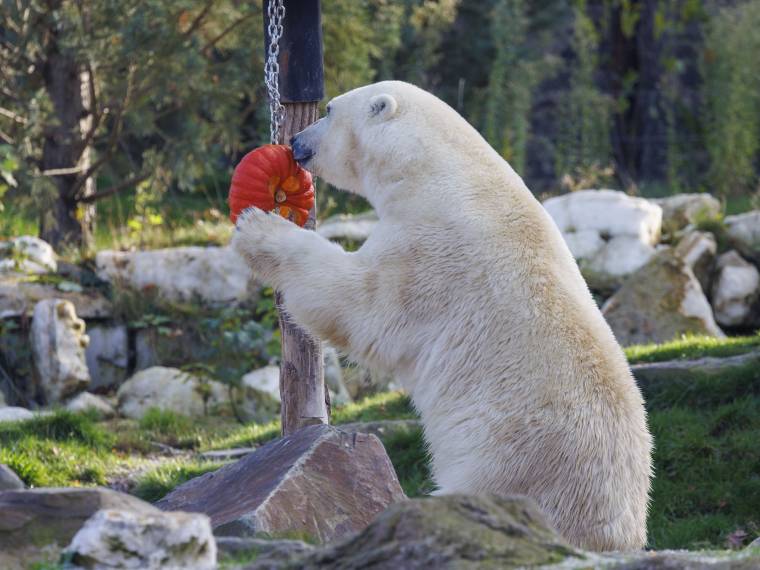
<box><xmin>228</xmin><ymin>144</ymin><xmax>315</xmax><ymax>226</ymax></box>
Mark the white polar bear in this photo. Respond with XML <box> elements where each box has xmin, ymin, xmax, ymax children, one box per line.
<box><xmin>233</xmin><ymin>81</ymin><xmax>652</xmax><ymax>551</ymax></box>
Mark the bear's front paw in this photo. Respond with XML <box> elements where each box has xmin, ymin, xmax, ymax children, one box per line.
<box><xmin>232</xmin><ymin>207</ymin><xmax>295</xmax><ymax>285</ymax></box>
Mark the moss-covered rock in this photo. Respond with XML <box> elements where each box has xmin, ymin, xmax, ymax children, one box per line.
<box><xmin>291</xmin><ymin>494</ymin><xmax>581</xmax><ymax>569</ymax></box>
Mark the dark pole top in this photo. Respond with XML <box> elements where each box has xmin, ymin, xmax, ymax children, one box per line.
<box><xmin>264</xmin><ymin>0</ymin><xmax>325</xmax><ymax>103</ymax></box>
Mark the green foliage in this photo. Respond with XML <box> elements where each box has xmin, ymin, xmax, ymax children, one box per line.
<box><xmin>555</xmin><ymin>2</ymin><xmax>612</xmax><ymax>179</ymax></box>
<box><xmin>0</xmin><ymin>409</ymin><xmax>112</xmax><ymax>449</ymax></box>
<box><xmin>625</xmin><ymin>333</ymin><xmax>760</xmax><ymax>365</ymax></box>
<box><xmin>382</xmin><ymin>426</ymin><xmax>435</xmax><ymax>496</ymax></box>
<box><xmin>482</xmin><ymin>0</ymin><xmax>532</xmax><ymax>173</ymax></box>
<box><xmin>703</xmin><ymin>2</ymin><xmax>760</xmax><ymax>196</ymax></box>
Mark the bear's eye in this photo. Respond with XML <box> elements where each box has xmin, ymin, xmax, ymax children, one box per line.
<box><xmin>326</xmin><ymin>104</ymin><xmax>332</xmax><ymax>117</ymax></box>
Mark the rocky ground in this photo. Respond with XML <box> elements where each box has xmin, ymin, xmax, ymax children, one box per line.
<box><xmin>1</xmin><ymin>190</ymin><xmax>760</xmax><ymax>568</ymax></box>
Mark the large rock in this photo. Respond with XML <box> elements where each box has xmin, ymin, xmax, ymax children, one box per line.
<box><xmin>317</xmin><ymin>211</ymin><xmax>378</xmax><ymax>243</ymax></box>
<box><xmin>0</xmin><ymin>406</ymin><xmax>34</xmax><ymax>423</ymax></box>
<box><xmin>542</xmin><ymin>190</ymin><xmax>662</xmax><ymax>289</ymax></box>
<box><xmin>117</xmin><ymin>366</ymin><xmax>228</xmax><ymax>420</ymax></box>
<box><xmin>653</xmin><ymin>193</ymin><xmax>721</xmax><ymax>232</ymax></box>
<box><xmin>216</xmin><ymin>536</ymin><xmax>314</xmax><ymax>567</ymax></box>
<box><xmin>85</xmin><ymin>324</ymin><xmax>129</xmax><ymax>391</ymax></box>
<box><xmin>725</xmin><ymin>211</ymin><xmax>760</xmax><ymax>264</ymax></box>
<box><xmin>95</xmin><ymin>245</ymin><xmax>255</xmax><ymax>305</ymax></box>
<box><xmin>285</xmin><ymin>494</ymin><xmax>581</xmax><ymax>570</ymax></box>
<box><xmin>156</xmin><ymin>424</ymin><xmax>406</xmax><ymax>543</ymax></box>
<box><xmin>0</xmin><ymin>236</ymin><xmax>57</xmax><ymax>274</ymax></box>
<box><xmin>602</xmin><ymin>251</ymin><xmax>724</xmax><ymax>345</ymax></box>
<box><xmin>674</xmin><ymin>230</ymin><xmax>717</xmax><ymax>292</ymax></box>
<box><xmin>0</xmin><ymin>464</ymin><xmax>25</xmax><ymax>490</ymax></box>
<box><xmin>237</xmin><ymin>366</ymin><xmax>281</xmax><ymax>422</ymax></box>
<box><xmin>0</xmin><ymin>272</ymin><xmax>111</xmax><ymax>319</ymax></box>
<box><xmin>30</xmin><ymin>299</ymin><xmax>90</xmax><ymax>403</ymax></box>
<box><xmin>64</xmin><ymin>508</ymin><xmax>216</xmax><ymax>570</ymax></box>
<box><xmin>0</xmin><ymin>487</ymin><xmax>156</xmax><ymax>570</ymax></box>
<box><xmin>711</xmin><ymin>251</ymin><xmax>760</xmax><ymax>327</ymax></box>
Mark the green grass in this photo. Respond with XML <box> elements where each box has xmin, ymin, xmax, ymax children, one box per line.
<box><xmin>625</xmin><ymin>333</ymin><xmax>760</xmax><ymax>364</ymax></box>
<box><xmin>131</xmin><ymin>459</ymin><xmax>228</xmax><ymax>503</ymax></box>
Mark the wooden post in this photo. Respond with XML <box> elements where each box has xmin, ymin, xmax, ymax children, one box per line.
<box><xmin>265</xmin><ymin>0</ymin><xmax>330</xmax><ymax>436</ymax></box>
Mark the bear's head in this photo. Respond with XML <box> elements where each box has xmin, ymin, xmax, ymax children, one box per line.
<box><xmin>291</xmin><ymin>81</ymin><xmax>440</xmax><ymax>203</ymax></box>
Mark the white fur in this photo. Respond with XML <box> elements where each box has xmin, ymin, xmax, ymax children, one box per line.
<box><xmin>233</xmin><ymin>81</ymin><xmax>652</xmax><ymax>551</ymax></box>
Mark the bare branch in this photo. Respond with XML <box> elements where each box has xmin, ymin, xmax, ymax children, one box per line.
<box><xmin>182</xmin><ymin>0</ymin><xmax>217</xmax><ymax>37</ymax></box>
<box><xmin>0</xmin><ymin>107</ymin><xmax>27</xmax><ymax>124</ymax></box>
<box><xmin>0</xmin><ymin>128</ymin><xmax>14</xmax><ymax>144</ymax></box>
<box><xmin>42</xmin><ymin>165</ymin><xmax>85</xmax><ymax>176</ymax></box>
<box><xmin>78</xmin><ymin>171</ymin><xmax>150</xmax><ymax>203</ymax></box>
<box><xmin>202</xmin><ymin>12</ymin><xmax>255</xmax><ymax>53</ymax></box>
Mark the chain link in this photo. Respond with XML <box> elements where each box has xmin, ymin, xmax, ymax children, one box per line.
<box><xmin>265</xmin><ymin>0</ymin><xmax>286</xmax><ymax>144</ymax></box>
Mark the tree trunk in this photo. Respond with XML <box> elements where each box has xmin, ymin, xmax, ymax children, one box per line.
<box><xmin>39</xmin><ymin>35</ymin><xmax>95</xmax><ymax>252</ymax></box>
<box><xmin>277</xmin><ymin>102</ymin><xmax>330</xmax><ymax>436</ymax></box>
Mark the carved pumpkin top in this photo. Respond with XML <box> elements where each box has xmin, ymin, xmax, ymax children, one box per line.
<box><xmin>228</xmin><ymin>144</ymin><xmax>315</xmax><ymax>226</ymax></box>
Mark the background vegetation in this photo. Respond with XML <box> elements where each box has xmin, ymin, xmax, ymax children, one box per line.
<box><xmin>3</xmin><ymin>0</ymin><xmax>760</xmax><ymax>253</ymax></box>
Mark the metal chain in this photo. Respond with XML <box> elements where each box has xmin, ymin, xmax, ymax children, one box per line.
<box><xmin>265</xmin><ymin>0</ymin><xmax>286</xmax><ymax>144</ymax></box>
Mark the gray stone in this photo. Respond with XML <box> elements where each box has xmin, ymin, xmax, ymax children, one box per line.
<box><xmin>0</xmin><ymin>272</ymin><xmax>112</xmax><ymax>319</ymax></box>
<box><xmin>653</xmin><ymin>193</ymin><xmax>722</xmax><ymax>232</ymax></box>
<box><xmin>0</xmin><ymin>464</ymin><xmax>25</xmax><ymax>490</ymax></box>
<box><xmin>711</xmin><ymin>251</ymin><xmax>760</xmax><ymax>328</ymax></box>
<box><xmin>117</xmin><ymin>366</ymin><xmax>228</xmax><ymax>420</ymax></box>
<box><xmin>674</xmin><ymin>230</ymin><xmax>717</xmax><ymax>293</ymax></box>
<box><xmin>64</xmin><ymin>508</ymin><xmax>216</xmax><ymax>570</ymax></box>
<box><xmin>30</xmin><ymin>298</ymin><xmax>90</xmax><ymax>403</ymax></box>
<box><xmin>85</xmin><ymin>324</ymin><xmax>128</xmax><ymax>391</ymax></box>
<box><xmin>95</xmin><ymin>245</ymin><xmax>255</xmax><ymax>305</ymax></box>
<box><xmin>602</xmin><ymin>251</ymin><xmax>724</xmax><ymax>345</ymax></box>
<box><xmin>65</xmin><ymin>392</ymin><xmax>116</xmax><ymax>418</ymax></box>
<box><xmin>216</xmin><ymin>536</ymin><xmax>313</xmax><ymax>567</ymax></box>
<box><xmin>156</xmin><ymin>425</ymin><xmax>406</xmax><ymax>544</ymax></box>
<box><xmin>0</xmin><ymin>406</ymin><xmax>34</xmax><ymax>423</ymax></box>
<box><xmin>725</xmin><ymin>211</ymin><xmax>760</xmax><ymax>264</ymax></box>
<box><xmin>0</xmin><ymin>487</ymin><xmax>156</xmax><ymax>570</ymax></box>
<box><xmin>0</xmin><ymin>236</ymin><xmax>57</xmax><ymax>274</ymax></box>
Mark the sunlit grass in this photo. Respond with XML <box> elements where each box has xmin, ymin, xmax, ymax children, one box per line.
<box><xmin>625</xmin><ymin>333</ymin><xmax>760</xmax><ymax>364</ymax></box>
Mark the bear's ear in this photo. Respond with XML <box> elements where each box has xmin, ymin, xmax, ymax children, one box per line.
<box><xmin>368</xmin><ymin>94</ymin><xmax>398</xmax><ymax>121</ymax></box>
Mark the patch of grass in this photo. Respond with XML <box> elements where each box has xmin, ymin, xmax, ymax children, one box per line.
<box><xmin>382</xmin><ymin>426</ymin><xmax>435</xmax><ymax>497</ymax></box>
<box><xmin>331</xmin><ymin>391</ymin><xmax>416</xmax><ymax>424</ymax></box>
<box><xmin>626</xmin><ymin>333</ymin><xmax>760</xmax><ymax>364</ymax></box>
<box><xmin>648</xmin><ymin>397</ymin><xmax>760</xmax><ymax>549</ymax></box>
<box><xmin>131</xmin><ymin>459</ymin><xmax>227</xmax><ymax>503</ymax></box>
<box><xmin>0</xmin><ymin>410</ymin><xmax>112</xmax><ymax>449</ymax></box>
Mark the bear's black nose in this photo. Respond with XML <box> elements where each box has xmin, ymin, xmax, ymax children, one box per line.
<box><xmin>290</xmin><ymin>135</ymin><xmax>315</xmax><ymax>166</ymax></box>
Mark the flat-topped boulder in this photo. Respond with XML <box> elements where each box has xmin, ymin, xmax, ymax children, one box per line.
<box><xmin>95</xmin><ymin>245</ymin><xmax>256</xmax><ymax>304</ymax></box>
<box><xmin>156</xmin><ymin>424</ymin><xmax>406</xmax><ymax>543</ymax></box>
<box><xmin>0</xmin><ymin>487</ymin><xmax>156</xmax><ymax>570</ymax></box>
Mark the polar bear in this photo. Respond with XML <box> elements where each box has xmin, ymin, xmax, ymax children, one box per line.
<box><xmin>233</xmin><ymin>81</ymin><xmax>652</xmax><ymax>551</ymax></box>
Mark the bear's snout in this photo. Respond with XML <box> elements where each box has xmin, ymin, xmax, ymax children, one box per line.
<box><xmin>291</xmin><ymin>134</ymin><xmax>315</xmax><ymax>166</ymax></box>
